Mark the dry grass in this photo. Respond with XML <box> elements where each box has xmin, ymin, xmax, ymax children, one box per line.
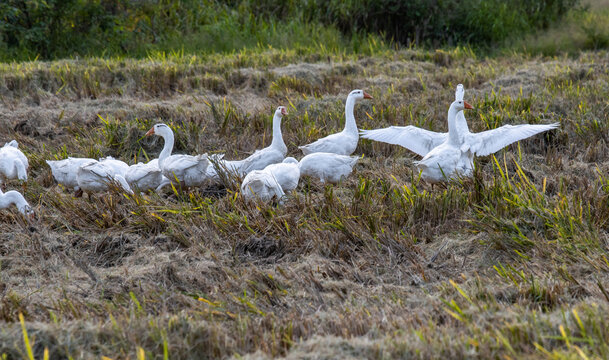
<box><xmin>1</xmin><ymin>47</ymin><xmax>609</xmax><ymax>359</ymax></box>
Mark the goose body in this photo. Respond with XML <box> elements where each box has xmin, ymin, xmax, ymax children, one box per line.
<box><xmin>146</xmin><ymin>123</ymin><xmax>210</xmax><ymax>188</ymax></box>
<box><xmin>76</xmin><ymin>160</ymin><xmax>133</xmax><ymax>194</ymax></box>
<box><xmin>162</xmin><ymin>154</ymin><xmax>210</xmax><ymax>187</ymax></box>
<box><xmin>99</xmin><ymin>156</ymin><xmax>129</xmax><ymax>177</ymax></box>
<box><xmin>47</xmin><ymin>157</ymin><xmax>96</xmax><ymax>190</ymax></box>
<box><xmin>2</xmin><ymin>141</ymin><xmax>28</xmax><ymax>168</ymax></box>
<box><xmin>213</xmin><ymin>106</ymin><xmax>288</xmax><ymax>178</ymax></box>
<box><xmin>0</xmin><ymin>140</ymin><xmax>28</xmax><ymax>185</ymax></box>
<box><xmin>299</xmin><ymin>152</ymin><xmax>359</xmax><ymax>184</ymax></box>
<box><xmin>240</xmin><ymin>157</ymin><xmax>300</xmax><ymax>203</ymax></box>
<box><xmin>414</xmin><ymin>96</ymin><xmax>475</xmax><ymax>183</ymax></box>
<box><xmin>125</xmin><ymin>159</ymin><xmax>171</xmax><ymax>192</ymax></box>
<box><xmin>241</xmin><ymin>170</ymin><xmax>285</xmax><ymax>203</ymax></box>
<box><xmin>415</xmin><ymin>143</ymin><xmax>469</xmax><ymax>183</ymax></box>
<box><xmin>0</xmin><ymin>189</ymin><xmax>34</xmax><ymax>218</ymax></box>
<box><xmin>299</xmin><ymin>90</ymin><xmax>372</xmax><ymax>156</ymax></box>
<box><xmin>263</xmin><ymin>157</ymin><xmax>300</xmax><ymax>192</ymax></box>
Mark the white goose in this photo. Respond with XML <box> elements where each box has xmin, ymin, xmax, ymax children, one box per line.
<box><xmin>299</xmin><ymin>90</ymin><xmax>372</xmax><ymax>156</ymax></box>
<box><xmin>361</xmin><ymin>84</ymin><xmax>559</xmax><ymax>182</ymax></box>
<box><xmin>240</xmin><ymin>157</ymin><xmax>300</xmax><ymax>204</ymax></box>
<box><xmin>210</xmin><ymin>106</ymin><xmax>288</xmax><ymax>178</ymax></box>
<box><xmin>0</xmin><ymin>189</ymin><xmax>34</xmax><ymax>219</ymax></box>
<box><xmin>2</xmin><ymin>141</ymin><xmax>28</xmax><ymax>166</ymax></box>
<box><xmin>125</xmin><ymin>159</ymin><xmax>171</xmax><ymax>192</ymax></box>
<box><xmin>146</xmin><ymin>123</ymin><xmax>210</xmax><ymax>188</ymax></box>
<box><xmin>47</xmin><ymin>157</ymin><xmax>97</xmax><ymax>192</ymax></box>
<box><xmin>99</xmin><ymin>156</ymin><xmax>130</xmax><ymax>177</ymax></box>
<box><xmin>414</xmin><ymin>100</ymin><xmax>475</xmax><ymax>182</ymax></box>
<box><xmin>76</xmin><ymin>160</ymin><xmax>134</xmax><ymax>195</ymax></box>
<box><xmin>414</xmin><ymin>96</ymin><xmax>559</xmax><ymax>182</ymax></box>
<box><xmin>263</xmin><ymin>157</ymin><xmax>300</xmax><ymax>193</ymax></box>
<box><xmin>0</xmin><ymin>140</ymin><xmax>28</xmax><ymax>187</ymax></box>
<box><xmin>241</xmin><ymin>170</ymin><xmax>285</xmax><ymax>203</ymax></box>
<box><xmin>299</xmin><ymin>152</ymin><xmax>359</xmax><ymax>184</ymax></box>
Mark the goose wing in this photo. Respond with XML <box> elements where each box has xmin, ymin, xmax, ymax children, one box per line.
<box><xmin>163</xmin><ymin>154</ymin><xmax>208</xmax><ymax>173</ymax></box>
<box><xmin>238</xmin><ymin>148</ymin><xmax>283</xmax><ymax>174</ymax></box>
<box><xmin>468</xmin><ymin>123</ymin><xmax>559</xmax><ymax>157</ymax></box>
<box><xmin>268</xmin><ymin>163</ymin><xmax>300</xmax><ymax>192</ymax></box>
<box><xmin>126</xmin><ymin>163</ymin><xmax>161</xmax><ymax>184</ymax></box>
<box><xmin>360</xmin><ymin>126</ymin><xmax>447</xmax><ymax>157</ymax></box>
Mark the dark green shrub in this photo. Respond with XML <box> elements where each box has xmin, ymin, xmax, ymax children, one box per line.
<box><xmin>0</xmin><ymin>0</ymin><xmax>581</xmax><ymax>61</ymax></box>
<box><xmin>299</xmin><ymin>0</ymin><xmax>580</xmax><ymax>47</ymax></box>
<box><xmin>0</xmin><ymin>0</ymin><xmax>122</xmax><ymax>59</ymax></box>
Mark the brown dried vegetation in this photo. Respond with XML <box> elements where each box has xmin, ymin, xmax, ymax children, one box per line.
<box><xmin>1</xmin><ymin>48</ymin><xmax>609</xmax><ymax>358</ymax></box>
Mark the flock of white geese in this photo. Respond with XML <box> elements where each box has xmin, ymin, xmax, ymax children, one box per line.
<box><xmin>0</xmin><ymin>85</ymin><xmax>558</xmax><ymax>220</ymax></box>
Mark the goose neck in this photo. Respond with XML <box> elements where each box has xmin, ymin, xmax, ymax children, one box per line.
<box><xmin>158</xmin><ymin>129</ymin><xmax>174</xmax><ymax>168</ymax></box>
<box><xmin>455</xmin><ymin>110</ymin><xmax>470</xmax><ymax>135</ymax></box>
<box><xmin>0</xmin><ymin>191</ymin><xmax>26</xmax><ymax>212</ymax></box>
<box><xmin>270</xmin><ymin>114</ymin><xmax>286</xmax><ymax>151</ymax></box>
<box><xmin>447</xmin><ymin>105</ymin><xmax>462</xmax><ymax>145</ymax></box>
<box><xmin>343</xmin><ymin>95</ymin><xmax>358</xmax><ymax>135</ymax></box>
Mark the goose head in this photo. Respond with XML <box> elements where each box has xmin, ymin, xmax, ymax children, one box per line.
<box><xmin>146</xmin><ymin>123</ymin><xmax>173</xmax><ymax>138</ymax></box>
<box><xmin>451</xmin><ymin>99</ymin><xmax>473</xmax><ymax>112</ymax></box>
<box><xmin>349</xmin><ymin>89</ymin><xmax>373</xmax><ymax>100</ymax></box>
<box><xmin>275</xmin><ymin>106</ymin><xmax>288</xmax><ymax>117</ymax></box>
<box><xmin>20</xmin><ymin>203</ymin><xmax>35</xmax><ymax>220</ymax></box>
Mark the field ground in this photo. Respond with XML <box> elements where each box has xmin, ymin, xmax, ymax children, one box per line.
<box><xmin>1</xmin><ymin>47</ymin><xmax>609</xmax><ymax>359</ymax></box>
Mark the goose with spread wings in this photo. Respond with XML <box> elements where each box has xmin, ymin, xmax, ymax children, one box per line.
<box><xmin>360</xmin><ymin>84</ymin><xmax>559</xmax><ymax>182</ymax></box>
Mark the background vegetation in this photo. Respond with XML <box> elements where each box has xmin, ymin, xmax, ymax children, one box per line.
<box><xmin>0</xmin><ymin>0</ymin><xmax>584</xmax><ymax>61</ymax></box>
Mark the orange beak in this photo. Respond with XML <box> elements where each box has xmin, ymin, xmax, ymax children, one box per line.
<box><xmin>146</xmin><ymin>128</ymin><xmax>155</xmax><ymax>136</ymax></box>
<box><xmin>363</xmin><ymin>92</ymin><xmax>373</xmax><ymax>99</ymax></box>
<box><xmin>281</xmin><ymin>108</ymin><xmax>288</xmax><ymax>115</ymax></box>
<box><xmin>464</xmin><ymin>101</ymin><xmax>473</xmax><ymax>110</ymax></box>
